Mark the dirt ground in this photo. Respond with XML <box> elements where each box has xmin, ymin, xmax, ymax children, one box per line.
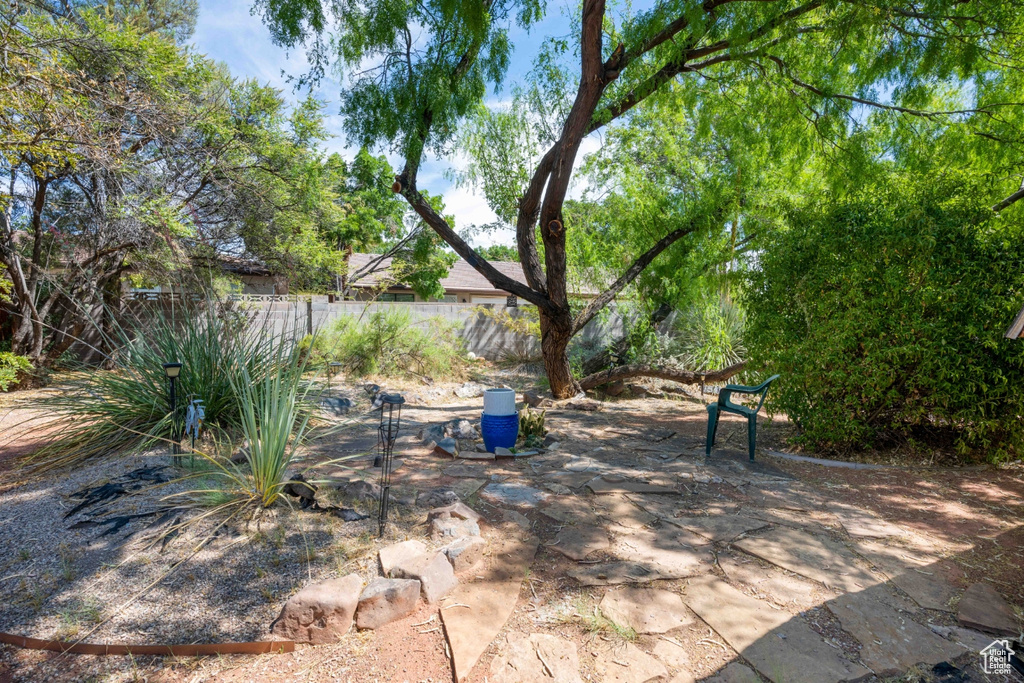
<box><xmin>0</xmin><ymin>370</ymin><xmax>1021</xmax><ymax>683</ymax></box>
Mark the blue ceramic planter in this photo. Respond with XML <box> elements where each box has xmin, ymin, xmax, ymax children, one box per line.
<box><xmin>480</xmin><ymin>412</ymin><xmax>519</xmax><ymax>452</ymax></box>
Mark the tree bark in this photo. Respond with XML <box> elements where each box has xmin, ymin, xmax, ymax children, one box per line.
<box><xmin>578</xmin><ymin>360</ymin><xmax>747</xmax><ymax>391</ymax></box>
<box><xmin>540</xmin><ymin>305</ymin><xmax>580</xmax><ymax>398</ymax></box>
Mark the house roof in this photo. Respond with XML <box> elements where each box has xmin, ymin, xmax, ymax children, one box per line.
<box><xmin>1007</xmin><ymin>304</ymin><xmax>1024</xmax><ymax>339</ymax></box>
<box><xmin>347</xmin><ymin>252</ymin><xmax>599</xmax><ymax>296</ymax></box>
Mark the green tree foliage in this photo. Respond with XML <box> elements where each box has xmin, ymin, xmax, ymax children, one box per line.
<box><xmin>0</xmin><ymin>2</ymin><xmax>416</xmax><ymax>364</ymax></box>
<box><xmin>258</xmin><ymin>0</ymin><xmax>1024</xmax><ymax>397</ymax></box>
<box><xmin>476</xmin><ymin>244</ymin><xmax>519</xmax><ymax>262</ymax></box>
<box><xmin>745</xmin><ymin>172</ymin><xmax>1024</xmax><ymax>460</ymax></box>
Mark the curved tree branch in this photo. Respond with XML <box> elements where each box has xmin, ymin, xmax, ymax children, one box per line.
<box><xmin>992</xmin><ymin>181</ymin><xmax>1024</xmax><ymax>212</ymax></box>
<box><xmin>572</xmin><ymin>222</ymin><xmax>699</xmax><ymax>335</ymax></box>
<box><xmin>579</xmin><ymin>361</ymin><xmax>747</xmax><ymax>391</ymax></box>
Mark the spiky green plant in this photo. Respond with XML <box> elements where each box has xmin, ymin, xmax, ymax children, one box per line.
<box><xmin>23</xmin><ymin>301</ymin><xmax>287</xmax><ymax>471</ymax></box>
<box><xmin>671</xmin><ymin>298</ymin><xmax>747</xmax><ymax>372</ymax></box>
<box><xmin>231</xmin><ymin>348</ymin><xmax>313</xmax><ymax>507</ymax></box>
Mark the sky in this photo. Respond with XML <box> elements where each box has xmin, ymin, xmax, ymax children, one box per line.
<box><xmin>190</xmin><ymin>0</ymin><xmax>598</xmax><ymax>249</ymax></box>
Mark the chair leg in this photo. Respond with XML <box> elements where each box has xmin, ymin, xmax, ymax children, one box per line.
<box><xmin>706</xmin><ymin>406</ymin><xmax>720</xmax><ymax>457</ymax></box>
<box><xmin>747</xmin><ymin>414</ymin><xmax>757</xmax><ymax>462</ymax></box>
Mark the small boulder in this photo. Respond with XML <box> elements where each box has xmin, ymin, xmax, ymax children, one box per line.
<box><xmin>337</xmin><ymin>480</ymin><xmax>380</xmax><ymax>502</ymax></box>
<box><xmin>446</xmin><ymin>419</ymin><xmax>479</xmax><ymax>439</ymax></box>
<box><xmin>392</xmin><ymin>552</ymin><xmax>459</xmax><ymax>603</ymax></box>
<box><xmin>416</xmin><ymin>488</ymin><xmax>459</xmax><ymax>509</ymax></box>
<box><xmin>379</xmin><ymin>540</ymin><xmax>428</xmax><ymax>576</ymax></box>
<box><xmin>454</xmin><ymin>382</ymin><xmax>487</xmax><ymax>398</ymax></box>
<box><xmin>428</xmin><ymin>501</ymin><xmax>483</xmax><ymax>541</ymax></box>
<box><xmin>270</xmin><ymin>574</ymin><xmax>362</xmax><ymax>644</ymax></box>
<box><xmin>434</xmin><ymin>437</ymin><xmax>459</xmax><ymax>457</ymax></box>
<box><xmin>355</xmin><ymin>578</ymin><xmax>421</xmax><ymax>630</ymax></box>
<box><xmin>419</xmin><ymin>423</ymin><xmax>446</xmax><ymax>446</ymax></box>
<box><xmin>523</xmin><ymin>390</ymin><xmax>554</xmax><ymax>408</ymax></box>
<box><xmin>443</xmin><ymin>536</ymin><xmax>487</xmax><ymax>573</ymax></box>
<box><xmin>430</xmin><ymin>516</ymin><xmax>480</xmax><ymax>541</ymax></box>
<box><xmin>282</xmin><ymin>473</ymin><xmax>317</xmax><ymax>507</ymax></box>
<box><xmin>428</xmin><ymin>501</ymin><xmax>483</xmax><ymax>524</ymax></box>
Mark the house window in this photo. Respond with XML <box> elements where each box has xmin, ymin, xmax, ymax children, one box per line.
<box><xmin>506</xmin><ymin>294</ymin><xmax>518</xmax><ymax>307</ymax></box>
<box><xmin>378</xmin><ymin>293</ymin><xmax>415</xmax><ymax>302</ymax></box>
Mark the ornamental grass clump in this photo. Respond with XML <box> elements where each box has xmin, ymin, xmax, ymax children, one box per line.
<box><xmin>168</xmin><ymin>343</ymin><xmax>327</xmax><ymax>512</ymax></box>
<box><xmin>24</xmin><ymin>301</ymin><xmax>285</xmax><ymax>472</ymax></box>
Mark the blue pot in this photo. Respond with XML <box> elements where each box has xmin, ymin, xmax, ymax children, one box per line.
<box><xmin>480</xmin><ymin>412</ymin><xmax>519</xmax><ymax>452</ymax></box>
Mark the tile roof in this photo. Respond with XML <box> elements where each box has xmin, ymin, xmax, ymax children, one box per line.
<box><xmin>347</xmin><ymin>252</ymin><xmax>598</xmax><ymax>296</ymax></box>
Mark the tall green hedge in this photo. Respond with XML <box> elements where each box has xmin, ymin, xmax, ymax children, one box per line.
<box><xmin>745</xmin><ymin>174</ymin><xmax>1024</xmax><ymax>461</ymax></box>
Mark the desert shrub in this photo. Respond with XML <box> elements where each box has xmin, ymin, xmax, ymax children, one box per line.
<box><xmin>745</xmin><ymin>173</ymin><xmax>1024</xmax><ymax>460</ymax></box>
<box><xmin>310</xmin><ymin>308</ymin><xmax>465</xmax><ymax>379</ymax></box>
<box><xmin>667</xmin><ymin>298</ymin><xmax>746</xmax><ymax>372</ymax></box>
<box><xmin>0</xmin><ymin>351</ymin><xmax>32</xmax><ymax>391</ymax></box>
<box><xmin>27</xmin><ymin>302</ymin><xmax>291</xmax><ymax>470</ymax></box>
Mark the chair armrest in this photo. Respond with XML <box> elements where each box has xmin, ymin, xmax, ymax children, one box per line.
<box><xmin>718</xmin><ymin>375</ymin><xmax>780</xmax><ymax>412</ymax></box>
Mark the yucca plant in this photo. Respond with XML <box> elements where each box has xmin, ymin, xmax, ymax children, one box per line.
<box><xmin>230</xmin><ymin>350</ymin><xmax>313</xmax><ymax>507</ymax></box>
<box><xmin>23</xmin><ymin>300</ymin><xmax>288</xmax><ymax>472</ymax></box>
<box><xmin>671</xmin><ymin>297</ymin><xmax>747</xmax><ymax>372</ymax></box>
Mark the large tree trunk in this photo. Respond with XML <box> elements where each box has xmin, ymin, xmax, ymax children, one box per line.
<box><xmin>540</xmin><ymin>305</ymin><xmax>580</xmax><ymax>398</ymax></box>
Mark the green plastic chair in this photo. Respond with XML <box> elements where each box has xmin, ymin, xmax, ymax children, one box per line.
<box><xmin>705</xmin><ymin>375</ymin><xmax>780</xmax><ymax>462</ymax></box>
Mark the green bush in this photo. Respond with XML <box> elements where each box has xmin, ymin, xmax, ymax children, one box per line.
<box><xmin>0</xmin><ymin>351</ymin><xmax>32</xmax><ymax>391</ymax></box>
<box><xmin>745</xmin><ymin>173</ymin><xmax>1024</xmax><ymax>460</ymax></box>
<box><xmin>305</xmin><ymin>308</ymin><xmax>465</xmax><ymax>379</ymax></box>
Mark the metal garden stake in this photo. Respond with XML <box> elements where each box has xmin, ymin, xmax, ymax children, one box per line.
<box><xmin>375</xmin><ymin>393</ymin><xmax>404</xmax><ymax>537</ymax></box>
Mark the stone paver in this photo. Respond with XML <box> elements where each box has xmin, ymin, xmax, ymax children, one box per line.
<box><xmin>481</xmin><ymin>482</ymin><xmax>549</xmax><ymax>507</ymax></box>
<box><xmin>444</xmin><ymin>462</ymin><xmax>488</xmax><ymax>477</ymax></box>
<box><xmin>957</xmin><ymin>583</ymin><xmax>1019</xmax><ymax>636</ymax></box>
<box><xmin>651</xmin><ymin>637</ymin><xmax>690</xmax><ymax>669</ymax></box>
<box><xmin>441</xmin><ymin>535</ymin><xmax>540</xmax><ymax>682</ymax></box>
<box><xmin>828</xmin><ymin>501</ymin><xmax>905</xmax><ymax>538</ymax></box>
<box><xmin>683</xmin><ymin>576</ymin><xmax>870</xmax><ymax>683</ymax></box>
<box><xmin>733</xmin><ymin>527</ymin><xmax>879</xmax><ymax>592</ymax></box>
<box><xmin>540</xmin><ymin>496</ymin><xmax>599</xmax><ymax>525</ymax></box>
<box><xmin>450</xmin><ymin>478</ymin><xmax>487</xmax><ymax>500</ymax></box>
<box><xmin>593</xmin><ymin>494</ymin><xmax>657</xmax><ymax>528</ymax></box>
<box><xmin>610</xmin><ymin>527</ymin><xmax>710</xmax><ymax>574</ymax></box>
<box><xmin>487</xmin><ymin>632</ymin><xmax>583</xmax><ymax>683</ymax></box>
<box><xmin>545</xmin><ymin>471</ymin><xmax>601</xmax><ymax>489</ymax></box>
<box><xmin>667</xmin><ymin>514</ymin><xmax>769</xmax><ymax>543</ymax></box>
<box><xmin>587</xmin><ymin>478</ymin><xmax>676</xmax><ymax>495</ymax></box>
<box><xmin>704</xmin><ymin>662</ymin><xmax>761</xmax><ymax>683</ymax></box>
<box><xmin>717</xmin><ymin>553</ymin><xmax>822</xmax><ymax>610</ymax></box>
<box><xmin>829</xmin><ymin>591</ymin><xmax>966</xmax><ymax>676</ymax></box>
<box><xmin>853</xmin><ymin>539</ymin><xmax>959</xmax><ymax>611</ymax></box>
<box><xmin>569</xmin><ymin>561</ymin><xmax>700</xmax><ymax>586</ymax></box>
<box><xmin>595</xmin><ymin>642</ymin><xmax>668</xmax><ymax>683</ymax></box>
<box><xmin>599</xmin><ymin>587</ymin><xmax>692</xmax><ymax>634</ymax></box>
<box><xmin>550</xmin><ymin>525</ymin><xmax>609</xmax><ymax>560</ymax></box>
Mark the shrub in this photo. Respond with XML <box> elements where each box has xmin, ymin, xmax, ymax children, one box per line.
<box><xmin>668</xmin><ymin>298</ymin><xmax>746</xmax><ymax>373</ymax></box>
<box><xmin>0</xmin><ymin>351</ymin><xmax>32</xmax><ymax>391</ymax></box>
<box><xmin>307</xmin><ymin>308</ymin><xmax>465</xmax><ymax>379</ymax></box>
<box><xmin>26</xmin><ymin>302</ymin><xmax>291</xmax><ymax>471</ymax></box>
<box><xmin>745</xmin><ymin>173</ymin><xmax>1024</xmax><ymax>460</ymax></box>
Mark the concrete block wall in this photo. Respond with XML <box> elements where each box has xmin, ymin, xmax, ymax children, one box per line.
<box><xmin>241</xmin><ymin>300</ymin><xmax>627</xmax><ymax>360</ymax></box>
